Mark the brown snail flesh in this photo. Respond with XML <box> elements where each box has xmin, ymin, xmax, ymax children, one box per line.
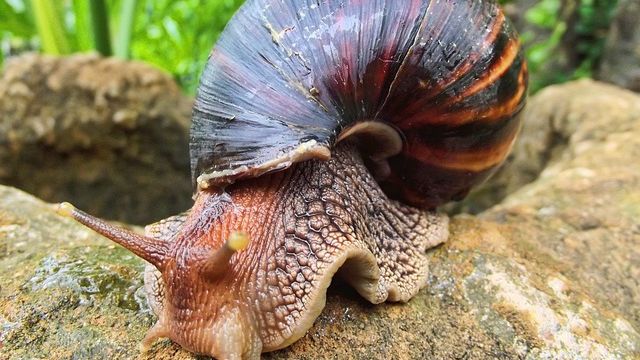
<box><xmin>59</xmin><ymin>0</ymin><xmax>527</xmax><ymax>358</ymax></box>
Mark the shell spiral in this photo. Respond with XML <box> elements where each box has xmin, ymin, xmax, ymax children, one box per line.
<box><xmin>190</xmin><ymin>0</ymin><xmax>528</xmax><ymax>208</ymax></box>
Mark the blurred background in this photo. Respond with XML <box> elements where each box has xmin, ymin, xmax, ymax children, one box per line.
<box><xmin>0</xmin><ymin>0</ymin><xmax>636</xmax><ymax>224</ymax></box>
<box><xmin>0</xmin><ymin>0</ymin><xmax>627</xmax><ymax>94</ymax></box>
<box><xmin>1</xmin><ymin>0</ymin><xmax>244</xmax><ymax>94</ymax></box>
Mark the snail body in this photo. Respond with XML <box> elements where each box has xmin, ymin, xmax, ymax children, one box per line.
<box><xmin>62</xmin><ymin>0</ymin><xmax>527</xmax><ymax>358</ymax></box>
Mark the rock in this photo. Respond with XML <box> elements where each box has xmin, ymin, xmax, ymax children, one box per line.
<box><xmin>0</xmin><ymin>53</ymin><xmax>193</xmax><ymax>224</ymax></box>
<box><xmin>598</xmin><ymin>0</ymin><xmax>640</xmax><ymax>92</ymax></box>
<box><xmin>0</xmin><ymin>186</ymin><xmax>154</xmax><ymax>359</ymax></box>
<box><xmin>1</xmin><ymin>80</ymin><xmax>639</xmax><ymax>359</ymax></box>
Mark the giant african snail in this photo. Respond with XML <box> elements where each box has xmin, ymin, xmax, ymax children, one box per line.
<box><xmin>57</xmin><ymin>0</ymin><xmax>527</xmax><ymax>358</ymax></box>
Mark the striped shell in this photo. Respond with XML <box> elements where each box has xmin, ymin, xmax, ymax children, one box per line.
<box><xmin>190</xmin><ymin>0</ymin><xmax>527</xmax><ymax>208</ymax></box>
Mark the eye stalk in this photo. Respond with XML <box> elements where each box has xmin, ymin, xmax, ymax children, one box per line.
<box><xmin>56</xmin><ymin>202</ymin><xmax>170</xmax><ymax>269</ymax></box>
<box><xmin>201</xmin><ymin>230</ymin><xmax>250</xmax><ymax>279</ymax></box>
<box><xmin>228</xmin><ymin>231</ymin><xmax>250</xmax><ymax>251</ymax></box>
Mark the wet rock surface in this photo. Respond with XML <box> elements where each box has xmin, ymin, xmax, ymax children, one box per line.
<box><xmin>1</xmin><ymin>80</ymin><xmax>640</xmax><ymax>359</ymax></box>
<box><xmin>0</xmin><ymin>53</ymin><xmax>192</xmax><ymax>224</ymax></box>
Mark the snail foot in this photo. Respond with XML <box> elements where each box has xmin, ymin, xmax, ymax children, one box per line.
<box><xmin>140</xmin><ymin>321</ymin><xmax>170</xmax><ymax>352</ymax></box>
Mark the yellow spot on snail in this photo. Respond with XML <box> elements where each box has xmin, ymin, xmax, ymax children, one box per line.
<box><xmin>56</xmin><ymin>202</ymin><xmax>76</xmax><ymax>217</ymax></box>
<box><xmin>199</xmin><ymin>180</ymin><xmax>210</xmax><ymax>190</ymax></box>
<box><xmin>227</xmin><ymin>231</ymin><xmax>250</xmax><ymax>252</ymax></box>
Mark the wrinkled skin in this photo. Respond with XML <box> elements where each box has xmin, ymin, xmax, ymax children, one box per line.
<box><xmin>69</xmin><ymin>144</ymin><xmax>448</xmax><ymax>359</ymax></box>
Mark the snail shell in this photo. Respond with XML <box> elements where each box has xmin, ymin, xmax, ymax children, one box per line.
<box><xmin>191</xmin><ymin>0</ymin><xmax>527</xmax><ymax>208</ymax></box>
<box><xmin>60</xmin><ymin>1</ymin><xmax>528</xmax><ymax>358</ymax></box>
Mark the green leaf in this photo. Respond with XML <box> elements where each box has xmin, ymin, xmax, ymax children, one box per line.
<box><xmin>89</xmin><ymin>0</ymin><xmax>112</xmax><ymax>56</ymax></box>
<box><xmin>30</xmin><ymin>0</ymin><xmax>71</xmax><ymax>54</ymax></box>
<box><xmin>525</xmin><ymin>0</ymin><xmax>561</xmax><ymax>29</ymax></box>
<box><xmin>72</xmin><ymin>0</ymin><xmax>93</xmax><ymax>51</ymax></box>
<box><xmin>0</xmin><ymin>17</ymin><xmax>33</xmax><ymax>38</ymax></box>
<box><xmin>0</xmin><ymin>0</ymin><xmax>35</xmax><ymax>37</ymax></box>
<box><xmin>114</xmin><ymin>0</ymin><xmax>137</xmax><ymax>59</ymax></box>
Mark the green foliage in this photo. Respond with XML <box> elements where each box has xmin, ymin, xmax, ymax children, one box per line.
<box><xmin>127</xmin><ymin>0</ymin><xmax>243</xmax><ymax>93</ymax></box>
<box><xmin>573</xmin><ymin>0</ymin><xmax>618</xmax><ymax>76</ymax></box>
<box><xmin>522</xmin><ymin>0</ymin><xmax>619</xmax><ymax>92</ymax></box>
<box><xmin>1</xmin><ymin>0</ymin><xmax>37</xmax><ymax>58</ymax></box>
<box><xmin>113</xmin><ymin>0</ymin><xmax>136</xmax><ymax>58</ymax></box>
<box><xmin>30</xmin><ymin>0</ymin><xmax>71</xmax><ymax>54</ymax></box>
<box><xmin>89</xmin><ymin>0</ymin><xmax>112</xmax><ymax>56</ymax></box>
<box><xmin>1</xmin><ymin>0</ymin><xmax>243</xmax><ymax>93</ymax></box>
<box><xmin>523</xmin><ymin>0</ymin><xmax>568</xmax><ymax>90</ymax></box>
<box><xmin>71</xmin><ymin>0</ymin><xmax>93</xmax><ymax>51</ymax></box>
<box><xmin>1</xmin><ymin>1</ymin><xmax>34</xmax><ymax>38</ymax></box>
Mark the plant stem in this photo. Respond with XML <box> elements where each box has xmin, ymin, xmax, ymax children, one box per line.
<box><xmin>89</xmin><ymin>0</ymin><xmax>112</xmax><ymax>56</ymax></box>
<box><xmin>72</xmin><ymin>0</ymin><xmax>92</xmax><ymax>51</ymax></box>
<box><xmin>30</xmin><ymin>0</ymin><xmax>71</xmax><ymax>54</ymax></box>
<box><xmin>114</xmin><ymin>0</ymin><xmax>137</xmax><ymax>59</ymax></box>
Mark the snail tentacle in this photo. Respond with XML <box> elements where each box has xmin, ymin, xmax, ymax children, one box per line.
<box><xmin>57</xmin><ymin>202</ymin><xmax>170</xmax><ymax>269</ymax></box>
<box><xmin>201</xmin><ymin>231</ymin><xmax>250</xmax><ymax>279</ymax></box>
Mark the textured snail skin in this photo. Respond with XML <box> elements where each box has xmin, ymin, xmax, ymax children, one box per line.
<box><xmin>133</xmin><ymin>143</ymin><xmax>447</xmax><ymax>358</ymax></box>
<box><xmin>67</xmin><ymin>144</ymin><xmax>447</xmax><ymax>358</ymax></box>
<box><xmin>63</xmin><ymin>0</ymin><xmax>527</xmax><ymax>358</ymax></box>
<box><xmin>191</xmin><ymin>0</ymin><xmax>527</xmax><ymax>208</ymax></box>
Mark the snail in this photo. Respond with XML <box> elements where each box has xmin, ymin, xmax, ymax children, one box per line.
<box><xmin>57</xmin><ymin>0</ymin><xmax>527</xmax><ymax>358</ymax></box>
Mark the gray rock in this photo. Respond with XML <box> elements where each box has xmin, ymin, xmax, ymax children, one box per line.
<box><xmin>598</xmin><ymin>0</ymin><xmax>640</xmax><ymax>92</ymax></box>
<box><xmin>1</xmin><ymin>80</ymin><xmax>639</xmax><ymax>359</ymax></box>
<box><xmin>0</xmin><ymin>53</ymin><xmax>193</xmax><ymax>224</ymax></box>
